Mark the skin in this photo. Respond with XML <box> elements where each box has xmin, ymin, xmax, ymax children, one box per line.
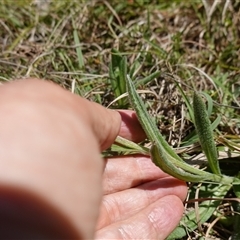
<box><xmin>0</xmin><ymin>78</ymin><xmax>187</xmax><ymax>239</ymax></box>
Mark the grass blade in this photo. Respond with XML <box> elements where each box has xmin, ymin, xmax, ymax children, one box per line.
<box><xmin>72</xmin><ymin>19</ymin><xmax>84</xmax><ymax>69</ymax></box>
<box><xmin>232</xmin><ymin>181</ymin><xmax>240</xmax><ymax>240</ymax></box>
<box><xmin>167</xmin><ymin>183</ymin><xmax>231</xmax><ymax>239</ymax></box>
<box><xmin>109</xmin><ymin>49</ymin><xmax>127</xmax><ymax>107</ymax></box>
<box><xmin>119</xmin><ymin>56</ymin><xmax>127</xmax><ymax>97</ymax></box>
<box><xmin>135</xmin><ymin>71</ymin><xmax>161</xmax><ymax>87</ymax></box>
<box><xmin>201</xmin><ymin>91</ymin><xmax>213</xmax><ymax>117</ymax></box>
<box><xmin>175</xmin><ymin>80</ymin><xmax>194</xmax><ymax>122</ymax></box>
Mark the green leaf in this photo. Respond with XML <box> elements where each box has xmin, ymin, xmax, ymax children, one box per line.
<box><xmin>109</xmin><ymin>49</ymin><xmax>128</xmax><ymax>107</ymax></box>
<box><xmin>193</xmin><ymin>92</ymin><xmax>221</xmax><ymax>175</ymax></box>
<box><xmin>175</xmin><ymin>80</ymin><xmax>194</xmax><ymax>122</ymax></box>
<box><xmin>135</xmin><ymin>71</ymin><xmax>161</xmax><ymax>87</ymax></box>
<box><xmin>113</xmin><ymin>136</ymin><xmax>149</xmax><ymax>155</ymax></box>
<box><xmin>129</xmin><ymin>60</ymin><xmax>141</xmax><ymax>78</ymax></box>
<box><xmin>231</xmin><ymin>182</ymin><xmax>240</xmax><ymax>240</ymax></box>
<box><xmin>201</xmin><ymin>92</ymin><xmax>213</xmax><ymax>117</ymax></box>
<box><xmin>72</xmin><ymin>21</ymin><xmax>84</xmax><ymax>69</ymax></box>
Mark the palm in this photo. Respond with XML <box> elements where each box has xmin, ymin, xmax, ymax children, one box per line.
<box><xmin>95</xmin><ymin>154</ymin><xmax>187</xmax><ymax>239</ymax></box>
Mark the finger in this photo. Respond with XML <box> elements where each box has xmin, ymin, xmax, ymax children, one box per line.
<box><xmin>95</xmin><ymin>195</ymin><xmax>184</xmax><ymax>240</ymax></box>
<box><xmin>87</xmin><ymin>108</ymin><xmax>147</xmax><ymax>149</ymax></box>
<box><xmin>117</xmin><ymin>110</ymin><xmax>146</xmax><ymax>142</ymax></box>
<box><xmin>103</xmin><ymin>155</ymin><xmax>182</xmax><ymax>194</ymax></box>
<box><xmin>97</xmin><ymin>178</ymin><xmax>187</xmax><ymax>229</ymax></box>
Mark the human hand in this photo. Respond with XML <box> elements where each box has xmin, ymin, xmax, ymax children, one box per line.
<box><xmin>0</xmin><ymin>78</ymin><xmax>122</xmax><ymax>239</ymax></box>
<box><xmin>95</xmin><ymin>111</ymin><xmax>187</xmax><ymax>239</ymax></box>
<box><xmin>0</xmin><ymin>79</ymin><xmax>187</xmax><ymax>240</ymax></box>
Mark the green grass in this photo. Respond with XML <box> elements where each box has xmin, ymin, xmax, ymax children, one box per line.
<box><xmin>1</xmin><ymin>0</ymin><xmax>240</xmax><ymax>239</ymax></box>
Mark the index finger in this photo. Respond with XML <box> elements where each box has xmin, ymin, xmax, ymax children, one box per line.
<box><xmin>117</xmin><ymin>110</ymin><xmax>146</xmax><ymax>143</ymax></box>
